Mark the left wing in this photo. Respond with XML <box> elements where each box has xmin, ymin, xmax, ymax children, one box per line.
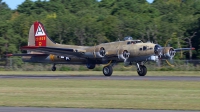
<box><xmin>21</xmin><ymin>46</ymin><xmax>86</xmax><ymax>57</ymax></box>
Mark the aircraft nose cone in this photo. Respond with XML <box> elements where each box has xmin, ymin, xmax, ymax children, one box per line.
<box><xmin>154</xmin><ymin>44</ymin><xmax>162</xmax><ymax>56</ymax></box>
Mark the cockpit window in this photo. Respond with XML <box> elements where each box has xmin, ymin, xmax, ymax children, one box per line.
<box><xmin>124</xmin><ymin>36</ymin><xmax>133</xmax><ymax>41</ymax></box>
<box><xmin>136</xmin><ymin>41</ymin><xmax>142</xmax><ymax>43</ymax></box>
<box><xmin>127</xmin><ymin>41</ymin><xmax>136</xmax><ymax>44</ymax></box>
<box><xmin>127</xmin><ymin>40</ymin><xmax>143</xmax><ymax>44</ymax></box>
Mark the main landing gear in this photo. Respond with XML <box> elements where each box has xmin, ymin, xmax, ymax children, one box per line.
<box><xmin>102</xmin><ymin>61</ymin><xmax>115</xmax><ymax>77</ymax></box>
<box><xmin>103</xmin><ymin>65</ymin><xmax>113</xmax><ymax>76</ymax></box>
<box><xmin>102</xmin><ymin>61</ymin><xmax>147</xmax><ymax>77</ymax></box>
<box><xmin>136</xmin><ymin>63</ymin><xmax>147</xmax><ymax>76</ymax></box>
<box><xmin>52</xmin><ymin>64</ymin><xmax>56</xmax><ymax>71</ymax></box>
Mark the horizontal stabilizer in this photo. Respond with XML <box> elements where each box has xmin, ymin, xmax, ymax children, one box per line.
<box><xmin>21</xmin><ymin>46</ymin><xmax>86</xmax><ymax>57</ymax></box>
<box><xmin>6</xmin><ymin>53</ymin><xmax>48</xmax><ymax>57</ymax></box>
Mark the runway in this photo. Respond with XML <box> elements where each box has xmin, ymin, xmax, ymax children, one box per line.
<box><xmin>0</xmin><ymin>107</ymin><xmax>198</xmax><ymax>112</ymax></box>
<box><xmin>0</xmin><ymin>75</ymin><xmax>200</xmax><ymax>81</ymax></box>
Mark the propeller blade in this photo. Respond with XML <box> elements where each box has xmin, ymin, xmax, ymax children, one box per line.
<box><xmin>165</xmin><ymin>59</ymin><xmax>175</xmax><ymax>67</ymax></box>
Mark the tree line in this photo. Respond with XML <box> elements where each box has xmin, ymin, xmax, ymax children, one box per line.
<box><xmin>0</xmin><ymin>0</ymin><xmax>200</xmax><ymax>59</ymax></box>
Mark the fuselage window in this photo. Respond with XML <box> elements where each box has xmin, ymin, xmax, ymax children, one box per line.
<box><xmin>127</xmin><ymin>41</ymin><xmax>131</xmax><ymax>44</ymax></box>
<box><xmin>143</xmin><ymin>46</ymin><xmax>147</xmax><ymax>50</ymax></box>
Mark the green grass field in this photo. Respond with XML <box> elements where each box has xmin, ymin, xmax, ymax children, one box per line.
<box><xmin>0</xmin><ymin>74</ymin><xmax>200</xmax><ymax>110</ymax></box>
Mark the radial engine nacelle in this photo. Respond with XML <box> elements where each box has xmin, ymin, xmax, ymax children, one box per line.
<box><xmin>118</xmin><ymin>49</ymin><xmax>130</xmax><ymax>60</ymax></box>
<box><xmin>147</xmin><ymin>47</ymin><xmax>176</xmax><ymax>61</ymax></box>
<box><xmin>84</xmin><ymin>47</ymin><xmax>106</xmax><ymax>58</ymax></box>
<box><xmin>94</xmin><ymin>47</ymin><xmax>106</xmax><ymax>58</ymax></box>
<box><xmin>160</xmin><ymin>47</ymin><xmax>176</xmax><ymax>59</ymax></box>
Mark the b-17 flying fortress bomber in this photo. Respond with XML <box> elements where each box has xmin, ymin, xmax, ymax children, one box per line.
<box><xmin>7</xmin><ymin>21</ymin><xmax>195</xmax><ymax>76</ymax></box>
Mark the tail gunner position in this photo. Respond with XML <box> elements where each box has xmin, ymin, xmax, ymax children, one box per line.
<box><xmin>7</xmin><ymin>21</ymin><xmax>195</xmax><ymax>76</ymax></box>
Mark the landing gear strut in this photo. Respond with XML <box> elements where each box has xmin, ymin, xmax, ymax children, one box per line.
<box><xmin>52</xmin><ymin>64</ymin><xmax>56</xmax><ymax>71</ymax></box>
<box><xmin>103</xmin><ymin>65</ymin><xmax>113</xmax><ymax>76</ymax></box>
<box><xmin>136</xmin><ymin>63</ymin><xmax>147</xmax><ymax>76</ymax></box>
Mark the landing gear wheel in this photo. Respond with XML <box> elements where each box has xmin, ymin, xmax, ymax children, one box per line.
<box><xmin>86</xmin><ymin>64</ymin><xmax>96</xmax><ymax>69</ymax></box>
<box><xmin>52</xmin><ymin>64</ymin><xmax>56</xmax><ymax>71</ymax></box>
<box><xmin>52</xmin><ymin>66</ymin><xmax>56</xmax><ymax>71</ymax></box>
<box><xmin>103</xmin><ymin>66</ymin><xmax>113</xmax><ymax>76</ymax></box>
<box><xmin>137</xmin><ymin>65</ymin><xmax>147</xmax><ymax>76</ymax></box>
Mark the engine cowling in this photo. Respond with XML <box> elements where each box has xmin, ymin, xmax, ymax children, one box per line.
<box><xmin>160</xmin><ymin>47</ymin><xmax>176</xmax><ymax>59</ymax></box>
<box><xmin>154</xmin><ymin>44</ymin><xmax>162</xmax><ymax>56</ymax></box>
<box><xmin>94</xmin><ymin>47</ymin><xmax>106</xmax><ymax>58</ymax></box>
<box><xmin>118</xmin><ymin>49</ymin><xmax>130</xmax><ymax>60</ymax></box>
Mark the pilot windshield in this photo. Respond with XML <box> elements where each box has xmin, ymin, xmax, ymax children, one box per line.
<box><xmin>124</xmin><ymin>36</ymin><xmax>133</xmax><ymax>41</ymax></box>
<box><xmin>127</xmin><ymin>41</ymin><xmax>136</xmax><ymax>44</ymax></box>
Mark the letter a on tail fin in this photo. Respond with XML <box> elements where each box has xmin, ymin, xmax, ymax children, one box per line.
<box><xmin>34</xmin><ymin>21</ymin><xmax>47</xmax><ymax>46</ymax></box>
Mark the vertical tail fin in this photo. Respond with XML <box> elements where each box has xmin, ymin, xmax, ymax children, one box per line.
<box><xmin>28</xmin><ymin>21</ymin><xmax>55</xmax><ymax>47</ymax></box>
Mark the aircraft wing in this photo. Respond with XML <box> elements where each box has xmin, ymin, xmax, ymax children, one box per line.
<box><xmin>175</xmin><ymin>48</ymin><xmax>195</xmax><ymax>52</ymax></box>
<box><xmin>21</xmin><ymin>46</ymin><xmax>86</xmax><ymax>57</ymax></box>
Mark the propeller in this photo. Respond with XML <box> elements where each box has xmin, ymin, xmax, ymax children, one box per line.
<box><xmin>122</xmin><ymin>50</ymin><xmax>132</xmax><ymax>67</ymax></box>
<box><xmin>165</xmin><ymin>58</ymin><xmax>175</xmax><ymax>67</ymax></box>
<box><xmin>165</xmin><ymin>48</ymin><xmax>176</xmax><ymax>66</ymax></box>
<box><xmin>158</xmin><ymin>38</ymin><xmax>195</xmax><ymax>67</ymax></box>
<box><xmin>123</xmin><ymin>50</ymin><xmax>130</xmax><ymax>59</ymax></box>
<box><xmin>163</xmin><ymin>38</ymin><xmax>183</xmax><ymax>66</ymax></box>
<box><xmin>99</xmin><ymin>47</ymin><xmax>106</xmax><ymax>57</ymax></box>
<box><xmin>155</xmin><ymin>47</ymin><xmax>176</xmax><ymax>67</ymax></box>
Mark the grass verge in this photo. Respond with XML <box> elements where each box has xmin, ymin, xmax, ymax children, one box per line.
<box><xmin>0</xmin><ymin>79</ymin><xmax>199</xmax><ymax>110</ymax></box>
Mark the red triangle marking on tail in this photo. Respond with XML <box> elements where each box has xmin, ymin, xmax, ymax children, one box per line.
<box><xmin>35</xmin><ymin>24</ymin><xmax>46</xmax><ymax>36</ymax></box>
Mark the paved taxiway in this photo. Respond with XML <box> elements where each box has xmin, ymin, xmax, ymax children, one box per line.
<box><xmin>0</xmin><ymin>107</ymin><xmax>198</xmax><ymax>112</ymax></box>
<box><xmin>0</xmin><ymin>75</ymin><xmax>200</xmax><ymax>81</ymax></box>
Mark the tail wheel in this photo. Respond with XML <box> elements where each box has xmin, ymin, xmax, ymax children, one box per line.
<box><xmin>103</xmin><ymin>66</ymin><xmax>113</xmax><ymax>76</ymax></box>
<box><xmin>137</xmin><ymin>65</ymin><xmax>147</xmax><ymax>76</ymax></box>
<box><xmin>52</xmin><ymin>66</ymin><xmax>56</xmax><ymax>71</ymax></box>
<box><xmin>52</xmin><ymin>64</ymin><xmax>56</xmax><ymax>71</ymax></box>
